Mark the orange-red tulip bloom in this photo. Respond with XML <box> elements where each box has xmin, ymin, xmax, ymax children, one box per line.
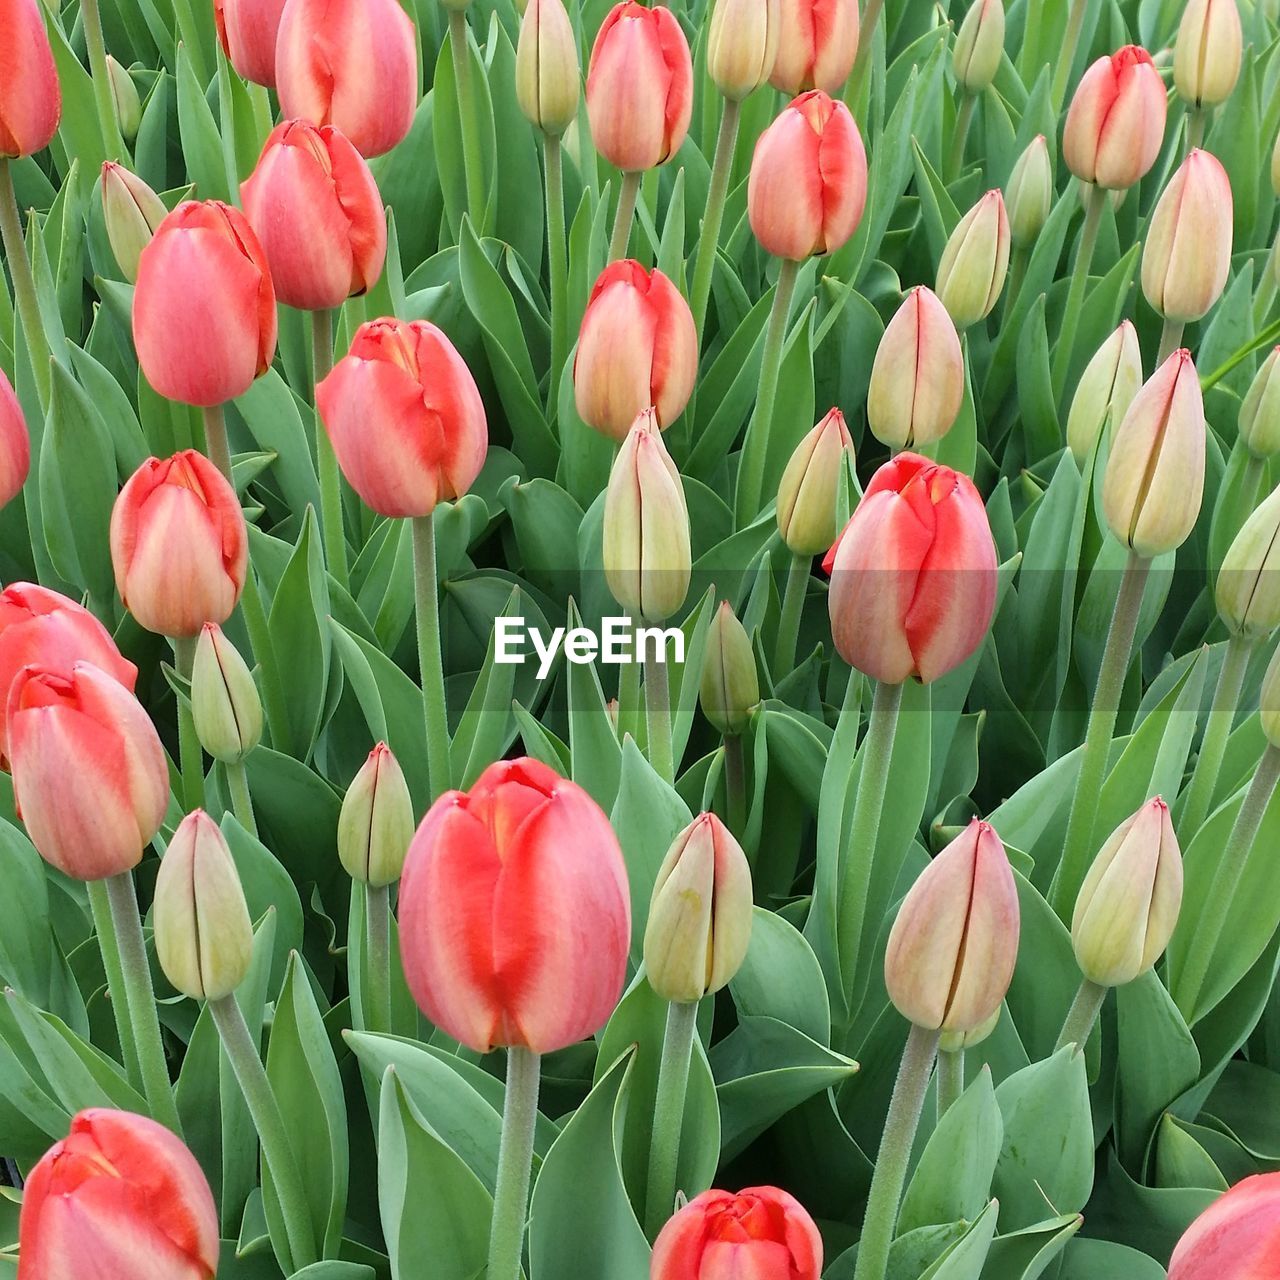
<box><xmin>1170</xmin><ymin>1172</ymin><xmax>1280</xmax><ymax>1280</ymax></box>
<box><xmin>769</xmin><ymin>0</ymin><xmax>859</xmax><ymax>95</ymax></box>
<box><xmin>214</xmin><ymin>0</ymin><xmax>289</xmax><ymax>88</ymax></box>
<box><xmin>0</xmin><ymin>367</ymin><xmax>30</xmax><ymax>508</ymax></box>
<box><xmin>0</xmin><ymin>0</ymin><xmax>61</xmax><ymax>158</ymax></box>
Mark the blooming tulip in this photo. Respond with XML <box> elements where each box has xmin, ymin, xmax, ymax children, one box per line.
<box><xmin>1066</xmin><ymin>321</ymin><xmax>1143</xmax><ymax>463</ymax></box>
<box><xmin>516</xmin><ymin>0</ymin><xmax>581</xmax><ymax>136</ymax></box>
<box><xmin>824</xmin><ymin>453</ymin><xmax>998</xmax><ymax>685</ymax></box>
<box><xmin>133</xmin><ymin>201</ymin><xmax>277</xmax><ymax>407</ymax></box>
<box><xmin>952</xmin><ymin>0</ymin><xmax>1005</xmax><ymax>94</ymax></box>
<box><xmin>651</xmin><ymin>1186</ymin><xmax>823</xmax><ymax>1279</ymax></box>
<box><xmin>707</xmin><ymin>0</ymin><xmax>780</xmax><ymax>100</ymax></box>
<box><xmin>1063</xmin><ymin>46</ymin><xmax>1168</xmax><ymax>190</ymax></box>
<box><xmin>275</xmin><ymin>0</ymin><xmax>418</xmax><ymax>158</ymax></box>
<box><xmin>191</xmin><ymin>622</ymin><xmax>262</xmax><ymax>764</ymax></box>
<box><xmin>0</xmin><ymin>0</ymin><xmax>61</xmax><ymax>159</ymax></box>
<box><xmin>1174</xmin><ymin>0</ymin><xmax>1242</xmax><ymax>109</ymax></box>
<box><xmin>1239</xmin><ymin>348</ymin><xmax>1280</xmax><ymax>459</ymax></box>
<box><xmin>700</xmin><ymin>602</ymin><xmax>760</xmax><ymax>736</ymax></box>
<box><xmin>1170</xmin><ymin>1173</ymin><xmax>1280</xmax><ymax>1279</ymax></box>
<box><xmin>936</xmin><ymin>189</ymin><xmax>1010</xmax><ymax>328</ymax></box>
<box><xmin>110</xmin><ymin>451</ymin><xmax>249</xmax><ymax>638</ymax></box>
<box><xmin>748</xmin><ymin>90</ymin><xmax>867</xmax><ymax>260</ymax></box>
<box><xmin>1101</xmin><ymin>349</ymin><xmax>1205</xmax><ymax>558</ymax></box>
<box><xmin>1141</xmin><ymin>149</ymin><xmax>1233</xmax><ymax>324</ymax></box>
<box><xmin>214</xmin><ymin>0</ymin><xmax>289</xmax><ymax>88</ymax></box>
<box><xmin>776</xmin><ymin>407</ymin><xmax>854</xmax><ymax>555</ymax></box>
<box><xmin>769</xmin><ymin>0</ymin><xmax>858</xmax><ymax>96</ymax></box>
<box><xmin>338</xmin><ymin>742</ymin><xmax>414</xmax><ymax>887</ymax></box>
<box><xmin>398</xmin><ymin>757</ymin><xmax>631</xmax><ymax>1054</ymax></box>
<box><xmin>885</xmin><ymin>819</ymin><xmax>1019</xmax><ymax>1033</ymax></box>
<box><xmin>316</xmin><ymin>318</ymin><xmax>488</xmax><ymax>519</ymax></box>
<box><xmin>573</xmin><ymin>260</ymin><xmax>697</xmax><ymax>440</ymax></box>
<box><xmin>8</xmin><ymin>662</ymin><xmax>169</xmax><ymax>880</ymax></box>
<box><xmin>1005</xmin><ymin>135</ymin><xmax>1052</xmax><ymax>249</ymax></box>
<box><xmin>0</xmin><ymin>366</ymin><xmax>30</xmax><ymax>507</ymax></box>
<box><xmin>587</xmin><ymin>3</ymin><xmax>693</xmax><ymax>173</ymax></box>
<box><xmin>866</xmin><ymin>287</ymin><xmax>964</xmax><ymax>450</ymax></box>
<box><xmin>18</xmin><ymin>1109</ymin><xmax>218</xmax><ymax>1280</ymax></box>
<box><xmin>101</xmin><ymin>162</ymin><xmax>168</xmax><ymax>284</ymax></box>
<box><xmin>1216</xmin><ymin>484</ymin><xmax>1280</xmax><ymax>638</ymax></box>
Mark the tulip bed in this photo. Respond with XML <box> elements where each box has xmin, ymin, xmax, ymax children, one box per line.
<box><xmin>6</xmin><ymin>0</ymin><xmax>1280</xmax><ymax>1275</ymax></box>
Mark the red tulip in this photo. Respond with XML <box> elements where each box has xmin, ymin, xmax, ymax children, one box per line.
<box><xmin>0</xmin><ymin>0</ymin><xmax>61</xmax><ymax>159</ymax></box>
<box><xmin>398</xmin><ymin>757</ymin><xmax>631</xmax><ymax>1055</ymax></box>
<box><xmin>110</xmin><ymin>451</ymin><xmax>249</xmax><ymax>638</ymax></box>
<box><xmin>769</xmin><ymin>0</ymin><xmax>859</xmax><ymax>95</ymax></box>
<box><xmin>0</xmin><ymin>583</ymin><xmax>137</xmax><ymax>767</ymax></box>
<box><xmin>18</xmin><ymin>1108</ymin><xmax>218</xmax><ymax>1279</ymax></box>
<box><xmin>573</xmin><ymin>260</ymin><xmax>697</xmax><ymax>440</ymax></box>
<box><xmin>8</xmin><ymin>662</ymin><xmax>169</xmax><ymax>880</ymax></box>
<box><xmin>275</xmin><ymin>0</ymin><xmax>418</xmax><ymax>159</ymax></box>
<box><xmin>213</xmin><ymin>0</ymin><xmax>289</xmax><ymax>88</ymax></box>
<box><xmin>316</xmin><ymin>317</ymin><xmax>488</xmax><ymax>518</ymax></box>
<box><xmin>1170</xmin><ymin>1172</ymin><xmax>1280</xmax><ymax>1280</ymax></box>
<box><xmin>0</xmin><ymin>366</ymin><xmax>30</xmax><ymax>507</ymax></box>
<box><xmin>587</xmin><ymin>3</ymin><xmax>693</xmax><ymax>173</ymax></box>
<box><xmin>133</xmin><ymin>201</ymin><xmax>277</xmax><ymax>407</ymax></box>
<box><xmin>241</xmin><ymin>120</ymin><xmax>387</xmax><ymax>311</ymax></box>
<box><xmin>823</xmin><ymin>452</ymin><xmax>997</xmax><ymax>684</ymax></box>
<box><xmin>748</xmin><ymin>90</ymin><xmax>867</xmax><ymax>260</ymax></box>
<box><xmin>651</xmin><ymin>1186</ymin><xmax>823</xmax><ymax>1280</ymax></box>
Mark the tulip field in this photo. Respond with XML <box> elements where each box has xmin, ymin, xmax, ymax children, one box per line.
<box><xmin>7</xmin><ymin>0</ymin><xmax>1280</xmax><ymax>1274</ymax></box>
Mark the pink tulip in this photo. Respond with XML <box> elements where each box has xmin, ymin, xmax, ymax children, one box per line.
<box><xmin>769</xmin><ymin>0</ymin><xmax>859</xmax><ymax>95</ymax></box>
<box><xmin>0</xmin><ymin>366</ymin><xmax>30</xmax><ymax>507</ymax></box>
<box><xmin>0</xmin><ymin>0</ymin><xmax>61</xmax><ymax>158</ymax></box>
<box><xmin>1170</xmin><ymin>1172</ymin><xmax>1280</xmax><ymax>1279</ymax></box>
<box><xmin>214</xmin><ymin>0</ymin><xmax>289</xmax><ymax>88</ymax></box>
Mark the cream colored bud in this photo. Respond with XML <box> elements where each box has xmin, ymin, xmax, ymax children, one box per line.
<box><xmin>515</xmin><ymin>0</ymin><xmax>581</xmax><ymax>137</ymax></box>
<box><xmin>338</xmin><ymin>743</ymin><xmax>415</xmax><ymax>886</ymax></box>
<box><xmin>101</xmin><ymin>162</ymin><xmax>168</xmax><ymax>284</ymax></box>
<box><xmin>1239</xmin><ymin>348</ymin><xmax>1280</xmax><ymax>459</ymax></box>
<box><xmin>1174</xmin><ymin>0</ymin><xmax>1242</xmax><ymax>108</ymax></box>
<box><xmin>191</xmin><ymin>623</ymin><xmax>262</xmax><ymax>764</ymax></box>
<box><xmin>708</xmin><ymin>0</ymin><xmax>781</xmax><ymax>100</ymax></box>
<box><xmin>776</xmin><ymin>407</ymin><xmax>854</xmax><ymax>554</ymax></box>
<box><xmin>700</xmin><ymin>601</ymin><xmax>759</xmax><ymax>736</ymax></box>
<box><xmin>1216</xmin><ymin>484</ymin><xmax>1280</xmax><ymax>638</ymax></box>
<box><xmin>1005</xmin><ymin>135</ymin><xmax>1052</xmax><ymax>249</ymax></box>
<box><xmin>953</xmin><ymin>0</ymin><xmax>1004</xmax><ymax>94</ymax></box>
<box><xmin>1066</xmin><ymin>321</ymin><xmax>1143</xmax><ymax>463</ymax></box>
<box><xmin>936</xmin><ymin>190</ymin><xmax>1011</xmax><ymax>329</ymax></box>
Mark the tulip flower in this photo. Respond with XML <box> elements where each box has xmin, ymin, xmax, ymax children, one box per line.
<box><xmin>573</xmin><ymin>260</ymin><xmax>697</xmax><ymax>440</ymax></box>
<box><xmin>1005</xmin><ymin>134</ymin><xmax>1053</xmax><ymax>249</ymax></box>
<box><xmin>866</xmin><ymin>287</ymin><xmax>964</xmax><ymax>450</ymax></box>
<box><xmin>105</xmin><ymin>56</ymin><xmax>142</xmax><ymax>142</ymax></box>
<box><xmin>18</xmin><ymin>1109</ymin><xmax>219</xmax><ymax>1279</ymax></box>
<box><xmin>1240</xmin><ymin>348</ymin><xmax>1280</xmax><ymax>459</ymax></box>
<box><xmin>748</xmin><ymin>90</ymin><xmax>867</xmax><ymax>261</ymax></box>
<box><xmin>338</xmin><ymin>742</ymin><xmax>414</xmax><ymax>888</ymax></box>
<box><xmin>275</xmin><ymin>0</ymin><xmax>418</xmax><ymax>158</ymax></box>
<box><xmin>769</xmin><ymin>0</ymin><xmax>858</xmax><ymax>95</ymax></box>
<box><xmin>824</xmin><ymin>452</ymin><xmax>998</xmax><ymax>685</ymax></box>
<box><xmin>1170</xmin><ymin>1173</ymin><xmax>1280</xmax><ymax>1280</ymax></box>
<box><xmin>700</xmin><ymin>602</ymin><xmax>760</xmax><ymax>738</ymax></box>
<box><xmin>101</xmin><ymin>162</ymin><xmax>168</xmax><ymax>284</ymax></box>
<box><xmin>952</xmin><ymin>0</ymin><xmax>1004</xmax><ymax>94</ymax></box>
<box><xmin>154</xmin><ymin>811</ymin><xmax>254</xmax><ymax>1002</ymax></box>
<box><xmin>133</xmin><ymin>201</ymin><xmax>277</xmax><ymax>408</ymax></box>
<box><xmin>651</xmin><ymin>1186</ymin><xmax>823</xmax><ymax>1279</ymax></box>
<box><xmin>1174</xmin><ymin>0</ymin><xmax>1242</xmax><ymax>109</ymax></box>
<box><xmin>241</xmin><ymin>120</ymin><xmax>387</xmax><ymax>312</ymax></box>
<box><xmin>515</xmin><ymin>0</ymin><xmax>581</xmax><ymax>136</ymax></box>
<box><xmin>0</xmin><ymin>0</ymin><xmax>61</xmax><ymax>159</ymax></box>
<box><xmin>776</xmin><ymin>408</ymin><xmax>855</xmax><ymax>557</ymax></box>
<box><xmin>110</xmin><ymin>451</ymin><xmax>249</xmax><ymax>639</ymax></box>
<box><xmin>7</xmin><ymin>661</ymin><xmax>169</xmax><ymax>880</ymax></box>
<box><xmin>1063</xmin><ymin>46</ymin><xmax>1168</xmax><ymax>190</ymax></box>
<box><xmin>1101</xmin><ymin>348</ymin><xmax>1205</xmax><ymax>558</ymax></box>
<box><xmin>707</xmin><ymin>0</ymin><xmax>780</xmax><ymax>100</ymax></box>
<box><xmin>1216</xmin><ymin>484</ymin><xmax>1280</xmax><ymax>638</ymax></box>
<box><xmin>0</xmin><ymin>365</ymin><xmax>30</xmax><ymax>508</ymax></box>
<box><xmin>936</xmin><ymin>190</ymin><xmax>1010</xmax><ymax>329</ymax></box>
<box><xmin>214</xmin><ymin>0</ymin><xmax>289</xmax><ymax>88</ymax></box>
<box><xmin>317</xmin><ymin>318</ymin><xmax>488</xmax><ymax>519</ymax></box>
<box><xmin>1065</xmin><ymin>321</ymin><xmax>1143</xmax><ymax>463</ymax></box>
<box><xmin>191</xmin><ymin>623</ymin><xmax>262</xmax><ymax>765</ymax></box>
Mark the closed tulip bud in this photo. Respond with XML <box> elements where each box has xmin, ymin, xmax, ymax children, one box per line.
<box><xmin>276</xmin><ymin>0</ymin><xmax>418</xmax><ymax>158</ymax></box>
<box><xmin>191</xmin><ymin>622</ymin><xmax>262</xmax><ymax>763</ymax></box>
<box><xmin>101</xmin><ymin>162</ymin><xmax>168</xmax><ymax>284</ymax></box>
<box><xmin>1170</xmin><ymin>1172</ymin><xmax>1280</xmax><ymax>1280</ymax></box>
<box><xmin>338</xmin><ymin>743</ymin><xmax>414</xmax><ymax>886</ymax></box>
<box><xmin>824</xmin><ymin>453</ymin><xmax>998</xmax><ymax>684</ymax></box>
<box><xmin>749</xmin><ymin>90</ymin><xmax>867</xmax><ymax>260</ymax></box>
<box><xmin>8</xmin><ymin>662</ymin><xmax>168</xmax><ymax>880</ymax></box>
<box><xmin>770</xmin><ymin>0</ymin><xmax>858</xmax><ymax>95</ymax></box>
<box><xmin>936</xmin><ymin>189</ymin><xmax>1010</xmax><ymax>329</ymax></box>
<box><xmin>516</xmin><ymin>0</ymin><xmax>581</xmax><ymax>136</ymax></box>
<box><xmin>952</xmin><ymin>0</ymin><xmax>1004</xmax><ymax>93</ymax></box>
<box><xmin>105</xmin><ymin>56</ymin><xmax>141</xmax><ymax>142</ymax></box>
<box><xmin>1005</xmin><ymin>135</ymin><xmax>1052</xmax><ymax>248</ymax></box>
<box><xmin>1141</xmin><ymin>149</ymin><xmax>1233</xmax><ymax>324</ymax></box>
<box><xmin>1216</xmin><ymin>484</ymin><xmax>1280</xmax><ymax>637</ymax></box>
<box><xmin>574</xmin><ymin>260</ymin><xmax>697</xmax><ymax>440</ymax></box>
<box><xmin>645</xmin><ymin>812</ymin><xmax>753</xmax><ymax>1002</ymax></box>
<box><xmin>603</xmin><ymin>409</ymin><xmax>691</xmax><ymax>621</ymax></box>
<box><xmin>1239</xmin><ymin>348</ymin><xmax>1280</xmax><ymax>458</ymax></box>
<box><xmin>19</xmin><ymin>1109</ymin><xmax>218</xmax><ymax>1279</ymax></box>
<box><xmin>652</xmin><ymin>1186</ymin><xmax>823</xmax><ymax>1280</ymax></box>
<box><xmin>867</xmin><ymin>287</ymin><xmax>964</xmax><ymax>450</ymax></box>
<box><xmin>707</xmin><ymin>0</ymin><xmax>780</xmax><ymax>100</ymax></box>
<box><xmin>700</xmin><ymin>602</ymin><xmax>759</xmax><ymax>736</ymax></box>
<box><xmin>1064</xmin><ymin>46</ymin><xmax>1168</xmax><ymax>190</ymax></box>
<box><xmin>317</xmin><ymin>318</ymin><xmax>487</xmax><ymax>518</ymax></box>
<box><xmin>939</xmin><ymin>1005</ymin><xmax>1000</xmax><ymax>1052</ymax></box>
<box><xmin>777</xmin><ymin>407</ymin><xmax>854</xmax><ymax>555</ymax></box>
<box><xmin>241</xmin><ymin>120</ymin><xmax>386</xmax><ymax>311</ymax></box>
<box><xmin>399</xmin><ymin>757</ymin><xmax>631</xmax><ymax>1053</ymax></box>
<box><xmin>885</xmin><ymin>819</ymin><xmax>1019</xmax><ymax>1032</ymax></box>
<box><xmin>215</xmin><ymin>0</ymin><xmax>289</xmax><ymax>87</ymax></box>
<box><xmin>110</xmin><ymin>451</ymin><xmax>250</xmax><ymax>638</ymax></box>
<box><xmin>0</xmin><ymin>367</ymin><xmax>30</xmax><ymax>509</ymax></box>
<box><xmin>1071</xmin><ymin>797</ymin><xmax>1182</xmax><ymax>988</ymax></box>
<box><xmin>1174</xmin><ymin>0</ymin><xmax>1242</xmax><ymax>108</ymax></box>
<box><xmin>0</xmin><ymin>0</ymin><xmax>61</xmax><ymax>159</ymax></box>
<box><xmin>1263</xmin><ymin>645</ymin><xmax>1280</xmax><ymax>748</ymax></box>
<box><xmin>0</xmin><ymin>583</ymin><xmax>137</xmax><ymax>765</ymax></box>
<box><xmin>134</xmin><ymin>201</ymin><xmax>277</xmax><ymax>407</ymax></box>
<box><xmin>587</xmin><ymin>3</ymin><xmax>693</xmax><ymax>172</ymax></box>
<box><xmin>1066</xmin><ymin>320</ymin><xmax>1143</xmax><ymax>463</ymax></box>
<box><xmin>155</xmin><ymin>811</ymin><xmax>254</xmax><ymax>1001</ymax></box>
<box><xmin>1102</xmin><ymin>349</ymin><xmax>1205</xmax><ymax>557</ymax></box>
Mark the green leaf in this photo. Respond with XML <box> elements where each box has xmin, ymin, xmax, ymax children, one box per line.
<box><xmin>175</xmin><ymin>41</ymin><xmax>229</xmax><ymax>202</ymax></box>
<box><xmin>1056</xmin><ymin>1237</ymin><xmax>1168</xmax><ymax>1280</ymax></box>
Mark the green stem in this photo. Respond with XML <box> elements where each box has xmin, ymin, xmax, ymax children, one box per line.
<box><xmin>0</xmin><ymin>158</ymin><xmax>52</xmax><ymax>410</ymax></box>
<box><xmin>645</xmin><ymin>999</ymin><xmax>699</xmax><ymax>1238</ymax></box>
<box><xmin>848</xmin><ymin>0</ymin><xmax>885</xmax><ymax>106</ymax></box>
<box><xmin>724</xmin><ymin>733</ymin><xmax>747</xmax><ymax>834</ymax></box>
<box><xmin>853</xmin><ymin>1024</ymin><xmax>940</xmax><ymax>1280</ymax></box>
<box><xmin>412</xmin><ymin>514</ymin><xmax>452</xmax><ymax>797</ymax></box>
<box><xmin>775</xmin><ymin>551</ymin><xmax>810</xmax><ymax>674</ymax></box>
<box><xmin>449</xmin><ymin>9</ymin><xmax>489</xmax><ymax>232</ymax></box>
<box><xmin>81</xmin><ymin>0</ymin><xmax>128</xmax><ymax>161</ymax></box>
<box><xmin>609</xmin><ymin>171</ymin><xmax>642</xmax><ymax>263</ymax></box>
<box><xmin>1185</xmin><ymin>106</ymin><xmax>1207</xmax><ymax>155</ymax></box>
<box><xmin>365</xmin><ymin>882</ymin><xmax>392</xmax><ymax>1035</ymax></box>
<box><xmin>486</xmin><ymin>1047</ymin><xmax>542</xmax><ymax>1280</ymax></box>
<box><xmin>1051</xmin><ymin>183</ymin><xmax>1107</xmax><ymax>401</ymax></box>
<box><xmin>689</xmin><ymin>99</ymin><xmax>742</xmax><ymax>340</ymax></box>
<box><xmin>104</xmin><ymin>871</ymin><xmax>183</xmax><ymax>1135</ymax></box>
<box><xmin>1055</xmin><ymin>977</ymin><xmax>1108</xmax><ymax>1052</ymax></box>
<box><xmin>1176</xmin><ymin>744</ymin><xmax>1280</xmax><ymax>1022</ymax></box>
<box><xmin>225</xmin><ymin>758</ymin><xmax>257</xmax><ymax>838</ymax></box>
<box><xmin>210</xmin><ymin>994</ymin><xmax>318</xmax><ymax>1270</ymax></box>
<box><xmin>644</xmin><ymin>638</ymin><xmax>675</xmax><ymax>783</ymax></box>
<box><xmin>312</xmin><ymin>308</ymin><xmax>348</xmax><ymax>589</ymax></box>
<box><xmin>619</xmin><ymin>646</ymin><xmax>644</xmax><ymax>745</ymax></box>
<box><xmin>544</xmin><ymin>136</ymin><xmax>569</xmax><ymax>411</ymax></box>
<box><xmin>946</xmin><ymin>94</ymin><xmax>977</xmax><ymax>183</ymax></box>
<box><xmin>1181</xmin><ymin>634</ymin><xmax>1254</xmax><ymax>837</ymax></box>
<box><xmin>1157</xmin><ymin>317</ymin><xmax>1185</xmax><ymax>365</ymax></box>
<box><xmin>88</xmin><ymin>879</ymin><xmax>144</xmax><ymax>1090</ymax></box>
<box><xmin>173</xmin><ymin>635</ymin><xmax>204</xmax><ymax>810</ymax></box>
<box><xmin>1050</xmin><ymin>552</ymin><xmax>1151</xmax><ymax>917</ymax></box>
<box><xmin>238</xmin><ymin>569</ymin><xmax>289</xmax><ymax>752</ymax></box>
<box><xmin>1051</xmin><ymin>0</ymin><xmax>1091</xmax><ymax>113</ymax></box>
<box><xmin>202</xmin><ymin>403</ymin><xmax>234</xmax><ymax>484</ymax></box>
<box><xmin>935</xmin><ymin>1047</ymin><xmax>963</xmax><ymax>1121</ymax></box>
